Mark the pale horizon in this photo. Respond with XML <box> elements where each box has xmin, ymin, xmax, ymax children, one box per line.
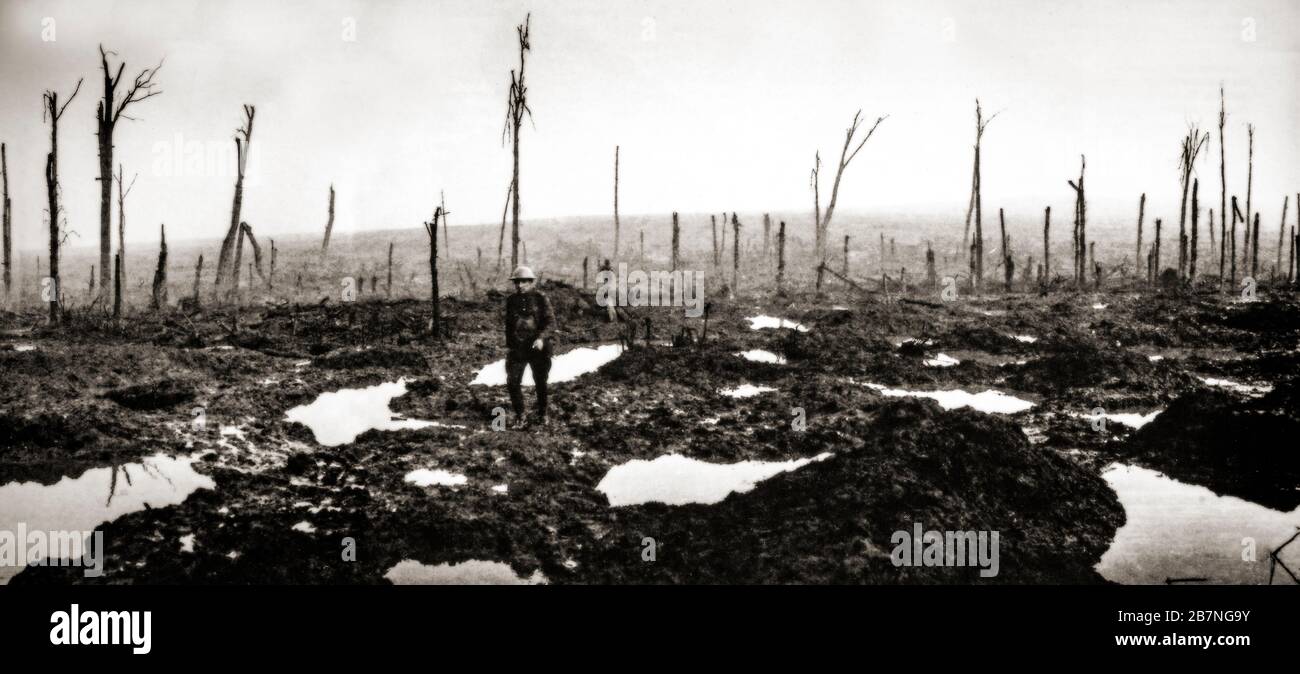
<box><xmin>2</xmin><ymin>0</ymin><xmax>1298</xmax><ymax>253</ymax></box>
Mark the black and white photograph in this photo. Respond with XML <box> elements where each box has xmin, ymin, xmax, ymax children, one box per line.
<box><xmin>0</xmin><ymin>0</ymin><xmax>1296</xmax><ymax>658</ymax></box>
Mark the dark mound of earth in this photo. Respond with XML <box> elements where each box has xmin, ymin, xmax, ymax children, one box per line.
<box><xmin>1120</xmin><ymin>379</ymin><xmax>1300</xmax><ymax>510</ymax></box>
<box><xmin>574</xmin><ymin>397</ymin><xmax>1123</xmax><ymax>584</ymax></box>
<box><xmin>104</xmin><ymin>378</ymin><xmax>196</xmax><ymax>410</ymax></box>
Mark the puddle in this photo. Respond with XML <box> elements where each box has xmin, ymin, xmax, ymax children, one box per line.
<box><xmin>596</xmin><ymin>452</ymin><xmax>833</xmax><ymax>506</ymax></box>
<box><xmin>924</xmin><ymin>353</ymin><xmax>960</xmax><ymax>367</ymax></box>
<box><xmin>12</xmin><ymin>344</ymin><xmax>37</xmax><ymax>352</ymax></box>
<box><xmin>285</xmin><ymin>379</ymin><xmax>455</xmax><ymax>446</ymax></box>
<box><xmin>384</xmin><ymin>559</ymin><xmax>547</xmax><ymax>585</ymax></box>
<box><xmin>863</xmin><ymin>383</ymin><xmax>1035</xmax><ymax>414</ymax></box>
<box><xmin>1199</xmin><ymin>376</ymin><xmax>1273</xmax><ymax>395</ymax></box>
<box><xmin>291</xmin><ymin>521</ymin><xmax>317</xmax><ymax>534</ymax></box>
<box><xmin>404</xmin><ymin>469</ymin><xmax>468</xmax><ymax>488</ymax></box>
<box><xmin>1092</xmin><ymin>303</ymin><xmax>1109</xmax><ymax>310</ymax></box>
<box><xmin>746</xmin><ymin>315</ymin><xmax>809</xmax><ymax>332</ymax></box>
<box><xmin>0</xmin><ymin>454</ymin><xmax>215</xmax><ymax>584</ymax></box>
<box><xmin>1012</xmin><ymin>335</ymin><xmax>1038</xmax><ymax>343</ymax></box>
<box><xmin>735</xmin><ymin>350</ymin><xmax>787</xmax><ymax>364</ymax></box>
<box><xmin>1098</xmin><ymin>464</ymin><xmax>1300</xmax><ymax>584</ymax></box>
<box><xmin>719</xmin><ymin>384</ymin><xmax>777</xmax><ymax>398</ymax></box>
<box><xmin>1073</xmin><ymin>410</ymin><xmax>1163</xmax><ymax>430</ymax></box>
<box><xmin>470</xmin><ymin>343</ymin><xmax>625</xmax><ymax>386</ymax></box>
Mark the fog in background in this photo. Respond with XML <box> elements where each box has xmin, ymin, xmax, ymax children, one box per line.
<box><xmin>1</xmin><ymin>0</ymin><xmax>1297</xmax><ymax>252</ymax></box>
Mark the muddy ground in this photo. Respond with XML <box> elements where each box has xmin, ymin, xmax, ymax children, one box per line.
<box><xmin>2</xmin><ymin>279</ymin><xmax>1297</xmax><ymax>584</ymax></box>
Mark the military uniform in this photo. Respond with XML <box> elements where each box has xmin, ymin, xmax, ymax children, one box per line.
<box><xmin>504</xmin><ymin>287</ymin><xmax>555</xmax><ymax>420</ymax></box>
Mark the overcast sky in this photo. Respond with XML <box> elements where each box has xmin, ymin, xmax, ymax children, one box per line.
<box><xmin>1</xmin><ymin>0</ymin><xmax>1297</xmax><ymax>250</ymax></box>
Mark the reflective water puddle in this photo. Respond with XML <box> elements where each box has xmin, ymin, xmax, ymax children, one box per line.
<box><xmin>597</xmin><ymin>452</ymin><xmax>833</xmax><ymax>506</ymax></box>
<box><xmin>735</xmin><ymin>350</ymin><xmax>787</xmax><ymax>364</ymax></box>
<box><xmin>0</xmin><ymin>454</ymin><xmax>215</xmax><ymax>584</ymax></box>
<box><xmin>924</xmin><ymin>353</ymin><xmax>960</xmax><ymax>367</ymax></box>
<box><xmin>1098</xmin><ymin>464</ymin><xmax>1300</xmax><ymax>584</ymax></box>
<box><xmin>746</xmin><ymin>315</ymin><xmax>809</xmax><ymax>332</ymax></box>
<box><xmin>719</xmin><ymin>384</ymin><xmax>777</xmax><ymax>398</ymax></box>
<box><xmin>1199</xmin><ymin>376</ymin><xmax>1273</xmax><ymax>395</ymax></box>
<box><xmin>470</xmin><ymin>343</ymin><xmax>625</xmax><ymax>386</ymax></box>
<box><xmin>863</xmin><ymin>383</ymin><xmax>1035</xmax><ymax>414</ymax></box>
<box><xmin>1073</xmin><ymin>409</ymin><xmax>1163</xmax><ymax>430</ymax></box>
<box><xmin>285</xmin><ymin>379</ymin><xmax>456</xmax><ymax>446</ymax></box>
<box><xmin>403</xmin><ymin>469</ymin><xmax>468</xmax><ymax>487</ymax></box>
<box><xmin>384</xmin><ymin>559</ymin><xmax>547</xmax><ymax>585</ymax></box>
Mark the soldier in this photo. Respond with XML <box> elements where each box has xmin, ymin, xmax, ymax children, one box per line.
<box><xmin>504</xmin><ymin>266</ymin><xmax>554</xmax><ymax>427</ymax></box>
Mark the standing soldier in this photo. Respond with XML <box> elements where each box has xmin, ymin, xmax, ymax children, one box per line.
<box><xmin>504</xmin><ymin>266</ymin><xmax>554</xmax><ymax>427</ymax></box>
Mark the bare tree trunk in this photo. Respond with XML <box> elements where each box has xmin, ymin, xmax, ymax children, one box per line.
<box><xmin>815</xmin><ymin>111</ymin><xmax>887</xmax><ymax>266</ymax></box>
<box><xmin>505</xmin><ymin>15</ymin><xmax>531</xmax><ymax>270</ymax></box>
<box><xmin>1277</xmin><ymin>195</ymin><xmax>1288</xmax><ymax>282</ymax></box>
<box><xmin>1000</xmin><ymin>208</ymin><xmax>1012</xmax><ymax>292</ymax></box>
<box><xmin>1251</xmin><ymin>213</ymin><xmax>1260</xmax><ymax>278</ymax></box>
<box><xmin>776</xmin><ymin>220</ymin><xmax>786</xmax><ymax>295</ymax></box>
<box><xmin>1068</xmin><ymin>156</ymin><xmax>1087</xmax><ymax>288</ymax></box>
<box><xmin>1153</xmin><ymin>218</ymin><xmax>1162</xmax><ymax>284</ymax></box>
<box><xmin>386</xmin><ymin>242</ymin><xmax>393</xmax><ymax>299</ymax></box>
<box><xmin>424</xmin><ymin>208</ymin><xmax>442</xmax><ymax>339</ymax></box>
<box><xmin>151</xmin><ymin>224</ymin><xmax>167</xmax><ymax>310</ymax></box>
<box><xmin>1219</xmin><ymin>87</ymin><xmax>1228</xmax><ymax>291</ymax></box>
<box><xmin>1135</xmin><ymin>194</ymin><xmax>1145</xmax><ymax>281</ymax></box>
<box><xmin>242</xmin><ymin>222</ymin><xmax>268</xmax><ymax>284</ymax></box>
<box><xmin>1190</xmin><ymin>180</ymin><xmax>1199</xmax><ymax>280</ymax></box>
<box><xmin>612</xmin><ymin>145</ymin><xmax>620</xmax><ymax>259</ymax></box>
<box><xmin>441</xmin><ymin>190</ymin><xmax>449</xmax><ymax>258</ymax></box>
<box><xmin>1230</xmin><ymin>196</ymin><xmax>1241</xmax><ymax>289</ymax></box>
<box><xmin>44</xmin><ymin>82</ymin><xmax>81</xmax><ymax>323</ymax></box>
<box><xmin>1043</xmin><ymin>206</ymin><xmax>1051</xmax><ymax>285</ymax></box>
<box><xmin>98</xmin><ymin>47</ymin><xmax>161</xmax><ymax>305</ymax></box>
<box><xmin>763</xmin><ymin>213</ymin><xmax>771</xmax><ymax>262</ymax></box>
<box><xmin>711</xmin><ymin>215</ymin><xmax>718</xmax><ymax>266</ymax></box>
<box><xmin>192</xmin><ymin>254</ymin><xmax>203</xmax><ymax>307</ymax></box>
<box><xmin>230</xmin><ymin>221</ymin><xmax>247</xmax><ymax>302</ymax></box>
<box><xmin>1244</xmin><ymin>125</ymin><xmax>1254</xmax><ymax>275</ymax></box>
<box><xmin>1</xmin><ymin>143</ymin><xmax>9</xmax><ymax>302</ymax></box>
<box><xmin>268</xmin><ymin>239</ymin><xmax>276</xmax><ymax>290</ymax></box>
<box><xmin>731</xmin><ymin>213</ymin><xmax>740</xmax><ymax>295</ymax></box>
<box><xmin>321</xmin><ymin>184</ymin><xmax>335</xmax><ymax>258</ymax></box>
<box><xmin>843</xmin><ymin>235</ymin><xmax>850</xmax><ymax>277</ymax></box>
<box><xmin>670</xmin><ymin>211</ymin><xmax>679</xmax><ymax>303</ymax></box>
<box><xmin>216</xmin><ymin>105</ymin><xmax>254</xmax><ymax>300</ymax></box>
<box><xmin>113</xmin><ymin>251</ymin><xmax>122</xmax><ymax>320</ymax></box>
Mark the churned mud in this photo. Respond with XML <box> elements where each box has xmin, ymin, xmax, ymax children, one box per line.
<box><xmin>2</xmin><ymin>280</ymin><xmax>1296</xmax><ymax>584</ymax></box>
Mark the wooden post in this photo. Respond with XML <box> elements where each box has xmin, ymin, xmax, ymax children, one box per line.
<box><xmin>1276</xmin><ymin>196</ymin><xmax>1289</xmax><ymax>282</ymax></box>
<box><xmin>711</xmin><ymin>214</ymin><xmax>718</xmax><ymax>267</ymax></box>
<box><xmin>999</xmin><ymin>208</ymin><xmax>1011</xmax><ymax>292</ymax></box>
<box><xmin>1244</xmin><ymin>125</ymin><xmax>1254</xmax><ymax>276</ymax></box>
<box><xmin>269</xmin><ymin>238</ymin><xmax>277</xmax><ymax>290</ymax></box>
<box><xmin>1043</xmin><ymin>206</ymin><xmax>1051</xmax><ymax>286</ymax></box>
<box><xmin>843</xmin><ymin>235</ymin><xmax>850</xmax><ymax>277</ymax></box>
<box><xmin>387</xmin><ymin>242</ymin><xmax>394</xmax><ymax>299</ymax></box>
<box><xmin>763</xmin><ymin>213</ymin><xmax>771</xmax><ymax>262</ymax></box>
<box><xmin>1</xmin><ymin>142</ymin><xmax>9</xmax><ymax>302</ymax></box>
<box><xmin>925</xmin><ymin>243</ymin><xmax>936</xmax><ymax>288</ymax></box>
<box><xmin>582</xmin><ymin>256</ymin><xmax>589</xmax><ymax>290</ymax></box>
<box><xmin>1251</xmin><ymin>213</ymin><xmax>1260</xmax><ymax>278</ymax></box>
<box><xmin>113</xmin><ymin>251</ymin><xmax>122</xmax><ymax>320</ymax></box>
<box><xmin>1153</xmin><ymin>218</ymin><xmax>1162</xmax><ymax>284</ymax></box>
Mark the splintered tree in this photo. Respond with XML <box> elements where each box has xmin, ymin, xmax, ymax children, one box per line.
<box><xmin>215</xmin><ymin>105</ymin><xmax>255</xmax><ymax>301</ymax></box>
<box><xmin>776</xmin><ymin>220</ymin><xmax>787</xmax><ymax>295</ymax></box>
<box><xmin>1230</xmin><ymin>196</ymin><xmax>1242</xmax><ymax>288</ymax></box>
<box><xmin>114</xmin><ymin>165</ymin><xmax>137</xmax><ymax>304</ymax></box>
<box><xmin>1134</xmin><ymin>194</ymin><xmax>1145</xmax><ymax>281</ymax></box>
<box><xmin>999</xmin><ymin>208</ymin><xmax>1012</xmax><ymax>292</ymax></box>
<box><xmin>2</xmin><ymin>143</ymin><xmax>10</xmax><ymax>302</ymax></box>
<box><xmin>496</xmin><ymin>181</ymin><xmax>512</xmax><ymax>271</ymax></box>
<box><xmin>320</xmin><ymin>184</ymin><xmax>335</xmax><ymax>260</ymax></box>
<box><xmin>242</xmin><ymin>222</ymin><xmax>268</xmax><ymax>285</ymax></box>
<box><xmin>966</xmin><ymin>100</ymin><xmax>998</xmax><ymax>291</ymax></box>
<box><xmin>44</xmin><ymin>77</ymin><xmax>83</xmax><ymax>322</ymax></box>
<box><xmin>1177</xmin><ymin>126</ymin><xmax>1209</xmax><ymax>279</ymax></box>
<box><xmin>151</xmin><ymin>224</ymin><xmax>167</xmax><ymax>310</ymax></box>
<box><xmin>810</xmin><ymin>110</ymin><xmax>887</xmax><ymax>267</ymax></box>
<box><xmin>1219</xmin><ymin>87</ymin><xmax>1228</xmax><ymax>291</ymax></box>
<box><xmin>612</xmin><ymin>146</ymin><xmax>620</xmax><ymax>259</ymax></box>
<box><xmin>423</xmin><ymin>207</ymin><xmax>442</xmax><ymax>339</ymax></box>
<box><xmin>1068</xmin><ymin>156</ymin><xmax>1087</xmax><ymax>289</ymax></box>
<box><xmin>97</xmin><ymin>45</ymin><xmax>162</xmax><ymax>304</ymax></box>
<box><xmin>1276</xmin><ymin>196</ymin><xmax>1288</xmax><ymax>282</ymax></box>
<box><xmin>1244</xmin><ymin>124</ymin><xmax>1254</xmax><ymax>276</ymax></box>
<box><xmin>1189</xmin><ymin>180</ymin><xmax>1200</xmax><ymax>280</ymax></box>
<box><xmin>503</xmin><ymin>13</ymin><xmax>533</xmax><ymax>269</ymax></box>
<box><xmin>1043</xmin><ymin>206</ymin><xmax>1051</xmax><ymax>284</ymax></box>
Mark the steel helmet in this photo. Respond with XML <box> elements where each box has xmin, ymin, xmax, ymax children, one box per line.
<box><xmin>510</xmin><ymin>265</ymin><xmax>536</xmax><ymax>281</ymax></box>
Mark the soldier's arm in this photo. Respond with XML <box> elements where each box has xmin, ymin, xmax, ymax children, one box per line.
<box><xmin>536</xmin><ymin>293</ymin><xmax>555</xmax><ymax>338</ymax></box>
